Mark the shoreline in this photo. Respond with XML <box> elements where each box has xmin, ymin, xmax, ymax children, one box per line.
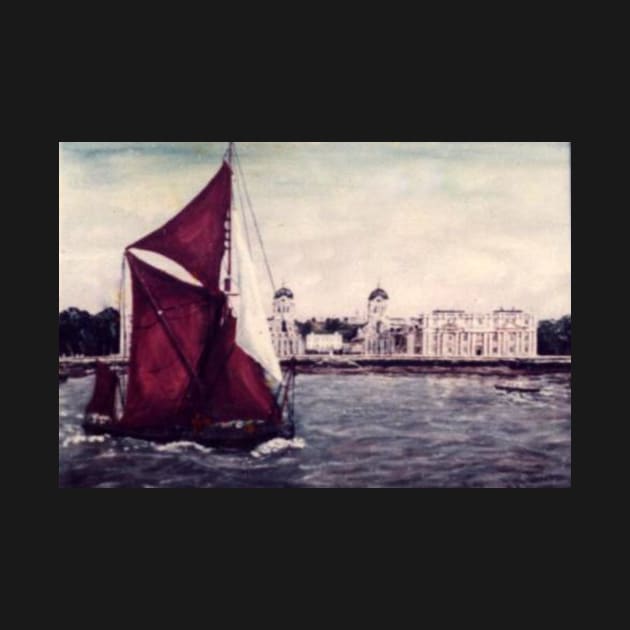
<box><xmin>59</xmin><ymin>355</ymin><xmax>571</xmax><ymax>379</ymax></box>
<box><xmin>284</xmin><ymin>356</ymin><xmax>570</xmax><ymax>376</ymax></box>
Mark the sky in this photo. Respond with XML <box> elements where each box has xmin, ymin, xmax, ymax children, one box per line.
<box><xmin>59</xmin><ymin>142</ymin><xmax>571</xmax><ymax>321</ymax></box>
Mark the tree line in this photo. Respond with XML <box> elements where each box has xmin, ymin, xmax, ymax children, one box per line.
<box><xmin>59</xmin><ymin>307</ymin><xmax>120</xmax><ymax>357</ymax></box>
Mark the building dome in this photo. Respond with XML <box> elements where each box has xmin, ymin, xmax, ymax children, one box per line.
<box><xmin>369</xmin><ymin>288</ymin><xmax>389</xmax><ymax>301</ymax></box>
<box><xmin>274</xmin><ymin>287</ymin><xmax>294</xmax><ymax>300</ymax></box>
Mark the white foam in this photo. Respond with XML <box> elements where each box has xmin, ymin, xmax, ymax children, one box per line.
<box><xmin>61</xmin><ymin>434</ymin><xmax>107</xmax><ymax>448</ymax></box>
<box><xmin>251</xmin><ymin>437</ymin><xmax>306</xmax><ymax>459</ymax></box>
<box><xmin>155</xmin><ymin>441</ymin><xmax>214</xmax><ymax>455</ymax></box>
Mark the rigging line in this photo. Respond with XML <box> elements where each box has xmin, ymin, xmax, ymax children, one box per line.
<box><xmin>117</xmin><ymin>369</ymin><xmax>125</xmax><ymax>414</ymax></box>
<box><xmin>233</xmin><ymin>145</ymin><xmax>277</xmax><ymax>293</ymax></box>
<box><xmin>223</xmin><ymin>142</ymin><xmax>234</xmax><ymax>163</ymax></box>
<box><xmin>118</xmin><ymin>255</ymin><xmax>128</xmax><ymax>407</ymax></box>
<box><xmin>119</xmin><ymin>255</ymin><xmax>127</xmax><ymax>359</ymax></box>
<box><xmin>234</xmin><ymin>164</ymin><xmax>253</xmax><ymax>255</ymax></box>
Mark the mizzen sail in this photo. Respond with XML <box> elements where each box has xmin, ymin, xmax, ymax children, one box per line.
<box><xmin>86</xmin><ymin>362</ymin><xmax>119</xmax><ymax>420</ymax></box>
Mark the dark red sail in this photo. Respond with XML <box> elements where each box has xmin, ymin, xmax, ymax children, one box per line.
<box><xmin>122</xmin><ymin>252</ymin><xmax>224</xmax><ymax>428</ymax></box>
<box><xmin>128</xmin><ymin>161</ymin><xmax>232</xmax><ymax>291</ymax></box>
<box><xmin>200</xmin><ymin>311</ymin><xmax>281</xmax><ymax>423</ymax></box>
<box><xmin>85</xmin><ymin>362</ymin><xmax>119</xmax><ymax>420</ymax></box>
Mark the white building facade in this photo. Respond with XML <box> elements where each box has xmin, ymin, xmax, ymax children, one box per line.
<box><xmin>363</xmin><ymin>288</ymin><xmax>392</xmax><ymax>355</ymax></box>
<box><xmin>360</xmin><ymin>288</ymin><xmax>537</xmax><ymax>358</ymax></box>
<box><xmin>268</xmin><ymin>287</ymin><xmax>304</xmax><ymax>358</ymax></box>
<box><xmin>305</xmin><ymin>332</ymin><xmax>344</xmax><ymax>354</ymax></box>
<box><xmin>268</xmin><ymin>284</ymin><xmax>537</xmax><ymax>359</ymax></box>
<box><xmin>362</xmin><ymin>288</ymin><xmax>419</xmax><ymax>356</ymax></box>
<box><xmin>420</xmin><ymin>309</ymin><xmax>537</xmax><ymax>358</ymax></box>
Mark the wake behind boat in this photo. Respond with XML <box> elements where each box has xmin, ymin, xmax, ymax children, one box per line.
<box><xmin>83</xmin><ymin>143</ymin><xmax>297</xmax><ymax>450</ymax></box>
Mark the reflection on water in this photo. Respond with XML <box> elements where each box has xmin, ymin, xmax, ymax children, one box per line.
<box><xmin>59</xmin><ymin>372</ymin><xmax>571</xmax><ymax>488</ymax></box>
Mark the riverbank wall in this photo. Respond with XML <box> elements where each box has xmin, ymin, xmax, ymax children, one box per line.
<box><xmin>59</xmin><ymin>355</ymin><xmax>571</xmax><ymax>380</ymax></box>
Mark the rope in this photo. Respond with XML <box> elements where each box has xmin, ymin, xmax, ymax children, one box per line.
<box><xmin>233</xmin><ymin>145</ymin><xmax>277</xmax><ymax>293</ymax></box>
<box><xmin>234</xmin><ymin>165</ymin><xmax>253</xmax><ymax>255</ymax></box>
<box><xmin>223</xmin><ymin>142</ymin><xmax>234</xmax><ymax>163</ymax></box>
<box><xmin>119</xmin><ymin>254</ymin><xmax>127</xmax><ymax>407</ymax></box>
<box><xmin>119</xmin><ymin>255</ymin><xmax>127</xmax><ymax>358</ymax></box>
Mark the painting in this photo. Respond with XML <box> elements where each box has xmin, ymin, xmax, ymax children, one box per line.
<box><xmin>59</xmin><ymin>142</ymin><xmax>571</xmax><ymax>488</ymax></box>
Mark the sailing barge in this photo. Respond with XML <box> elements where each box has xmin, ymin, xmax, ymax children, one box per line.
<box><xmin>83</xmin><ymin>143</ymin><xmax>296</xmax><ymax>450</ymax></box>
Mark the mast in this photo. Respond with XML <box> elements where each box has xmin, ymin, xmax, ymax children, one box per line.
<box><xmin>224</xmin><ymin>142</ymin><xmax>235</xmax><ymax>294</ymax></box>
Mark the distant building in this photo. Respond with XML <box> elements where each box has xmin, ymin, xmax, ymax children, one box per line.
<box><xmin>359</xmin><ymin>287</ymin><xmax>537</xmax><ymax>358</ymax></box>
<box><xmin>361</xmin><ymin>288</ymin><xmax>415</xmax><ymax>355</ymax></box>
<box><xmin>362</xmin><ymin>287</ymin><xmax>394</xmax><ymax>355</ymax></box>
<box><xmin>420</xmin><ymin>308</ymin><xmax>537</xmax><ymax>358</ymax></box>
<box><xmin>306</xmin><ymin>332</ymin><xmax>343</xmax><ymax>354</ymax></box>
<box><xmin>268</xmin><ymin>287</ymin><xmax>304</xmax><ymax>358</ymax></box>
<box><xmin>343</xmin><ymin>336</ymin><xmax>366</xmax><ymax>355</ymax></box>
<box><xmin>268</xmin><ymin>284</ymin><xmax>537</xmax><ymax>358</ymax></box>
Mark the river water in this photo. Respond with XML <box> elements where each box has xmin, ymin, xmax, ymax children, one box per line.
<box><xmin>59</xmin><ymin>372</ymin><xmax>571</xmax><ymax>488</ymax></box>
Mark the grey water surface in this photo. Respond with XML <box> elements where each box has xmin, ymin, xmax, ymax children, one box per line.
<box><xmin>59</xmin><ymin>372</ymin><xmax>571</xmax><ymax>488</ymax></box>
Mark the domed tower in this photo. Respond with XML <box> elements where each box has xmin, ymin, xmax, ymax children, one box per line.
<box><xmin>363</xmin><ymin>286</ymin><xmax>393</xmax><ymax>355</ymax></box>
<box><xmin>273</xmin><ymin>287</ymin><xmax>295</xmax><ymax>322</ymax></box>
<box><xmin>269</xmin><ymin>286</ymin><xmax>303</xmax><ymax>357</ymax></box>
<box><xmin>368</xmin><ymin>287</ymin><xmax>389</xmax><ymax>323</ymax></box>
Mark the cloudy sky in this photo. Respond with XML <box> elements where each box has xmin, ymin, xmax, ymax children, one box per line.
<box><xmin>59</xmin><ymin>142</ymin><xmax>571</xmax><ymax>321</ymax></box>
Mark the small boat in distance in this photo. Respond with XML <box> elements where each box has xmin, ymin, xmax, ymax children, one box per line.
<box><xmin>494</xmin><ymin>381</ymin><xmax>541</xmax><ymax>394</ymax></box>
<box><xmin>83</xmin><ymin>143</ymin><xmax>297</xmax><ymax>450</ymax></box>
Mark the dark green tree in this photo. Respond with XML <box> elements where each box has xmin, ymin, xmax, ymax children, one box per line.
<box><xmin>340</xmin><ymin>325</ymin><xmax>359</xmax><ymax>342</ymax></box>
<box><xmin>555</xmin><ymin>315</ymin><xmax>571</xmax><ymax>355</ymax></box>
<box><xmin>59</xmin><ymin>307</ymin><xmax>120</xmax><ymax>357</ymax></box>
<box><xmin>296</xmin><ymin>321</ymin><xmax>313</xmax><ymax>336</ymax></box>
<box><xmin>324</xmin><ymin>318</ymin><xmax>342</xmax><ymax>333</ymax></box>
<box><xmin>93</xmin><ymin>308</ymin><xmax>120</xmax><ymax>356</ymax></box>
<box><xmin>537</xmin><ymin>315</ymin><xmax>571</xmax><ymax>355</ymax></box>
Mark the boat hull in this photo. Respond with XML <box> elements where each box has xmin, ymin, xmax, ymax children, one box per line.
<box><xmin>83</xmin><ymin>419</ymin><xmax>295</xmax><ymax>451</ymax></box>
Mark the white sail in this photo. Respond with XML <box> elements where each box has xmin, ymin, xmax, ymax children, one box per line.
<box><xmin>232</xmin><ymin>208</ymin><xmax>283</xmax><ymax>384</ymax></box>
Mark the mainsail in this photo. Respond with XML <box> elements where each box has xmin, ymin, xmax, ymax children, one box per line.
<box><xmin>112</xmin><ymin>156</ymin><xmax>284</xmax><ymax>429</ymax></box>
<box><xmin>129</xmin><ymin>162</ymin><xmax>232</xmax><ymax>292</ymax></box>
<box><xmin>121</xmin><ymin>252</ymin><xmax>223</xmax><ymax>428</ymax></box>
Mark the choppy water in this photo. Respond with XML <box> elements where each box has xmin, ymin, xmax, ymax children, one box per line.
<box><xmin>59</xmin><ymin>372</ymin><xmax>571</xmax><ymax>488</ymax></box>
